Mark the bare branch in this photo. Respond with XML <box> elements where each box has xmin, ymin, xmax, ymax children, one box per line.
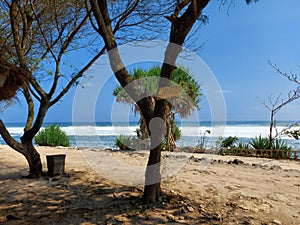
<box><xmin>49</xmin><ymin>45</ymin><xmax>106</xmax><ymax>107</ymax></box>
<box><xmin>269</xmin><ymin>60</ymin><xmax>300</xmax><ymax>86</ymax></box>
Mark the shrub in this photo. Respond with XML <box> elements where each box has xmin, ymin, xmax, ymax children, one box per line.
<box><xmin>273</xmin><ymin>139</ymin><xmax>291</xmax><ymax>150</ymax></box>
<box><xmin>236</xmin><ymin>141</ymin><xmax>251</xmax><ymax>149</ymax></box>
<box><xmin>115</xmin><ymin>135</ymin><xmax>135</xmax><ymax>150</ymax></box>
<box><xmin>196</xmin><ymin>130</ymin><xmax>211</xmax><ymax>150</ymax></box>
<box><xmin>34</xmin><ymin>124</ymin><xmax>70</xmax><ymax>147</ymax></box>
<box><xmin>171</xmin><ymin>121</ymin><xmax>182</xmax><ymax>141</ymax></box>
<box><xmin>249</xmin><ymin>135</ymin><xmax>270</xmax><ymax>150</ymax></box>
<box><xmin>250</xmin><ymin>135</ymin><xmax>291</xmax><ymax>151</ymax></box>
<box><xmin>250</xmin><ymin>135</ymin><xmax>291</xmax><ymax>157</ymax></box>
<box><xmin>221</xmin><ymin>136</ymin><xmax>238</xmax><ymax>148</ymax></box>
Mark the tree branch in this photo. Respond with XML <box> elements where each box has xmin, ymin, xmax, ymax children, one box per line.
<box><xmin>0</xmin><ymin>119</ymin><xmax>25</xmax><ymax>153</ymax></box>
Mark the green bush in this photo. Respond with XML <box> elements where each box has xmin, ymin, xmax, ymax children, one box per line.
<box><xmin>250</xmin><ymin>135</ymin><xmax>291</xmax><ymax>151</ymax></box>
<box><xmin>34</xmin><ymin>124</ymin><xmax>70</xmax><ymax>147</ymax></box>
<box><xmin>221</xmin><ymin>136</ymin><xmax>238</xmax><ymax>148</ymax></box>
<box><xmin>249</xmin><ymin>135</ymin><xmax>291</xmax><ymax>157</ymax></box>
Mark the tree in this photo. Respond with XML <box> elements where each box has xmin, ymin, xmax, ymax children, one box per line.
<box><xmin>113</xmin><ymin>66</ymin><xmax>201</xmax><ymax>150</ymax></box>
<box><xmin>261</xmin><ymin>61</ymin><xmax>300</xmax><ymax>148</ymax></box>
<box><xmin>88</xmin><ymin>0</ymin><xmax>212</xmax><ymax>203</ymax></box>
<box><xmin>0</xmin><ymin>0</ymin><xmax>135</xmax><ymax>178</ymax></box>
<box><xmin>0</xmin><ymin>0</ymin><xmax>174</xmax><ymax>178</ymax></box>
<box><xmin>0</xmin><ymin>0</ymin><xmax>102</xmax><ymax>177</ymax></box>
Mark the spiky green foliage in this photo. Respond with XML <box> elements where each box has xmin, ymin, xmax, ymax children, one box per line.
<box><xmin>249</xmin><ymin>135</ymin><xmax>270</xmax><ymax>150</ymax></box>
<box><xmin>113</xmin><ymin>66</ymin><xmax>202</xmax><ymax>119</ymax></box>
<box><xmin>273</xmin><ymin>139</ymin><xmax>291</xmax><ymax>151</ymax></box>
<box><xmin>249</xmin><ymin>135</ymin><xmax>291</xmax><ymax>157</ymax></box>
<box><xmin>113</xmin><ymin>66</ymin><xmax>202</xmax><ymax>150</ymax></box>
<box><xmin>34</xmin><ymin>125</ymin><xmax>70</xmax><ymax>147</ymax></box>
<box><xmin>115</xmin><ymin>135</ymin><xmax>138</xmax><ymax>150</ymax></box>
<box><xmin>169</xmin><ymin>118</ymin><xmax>181</xmax><ymax>141</ymax></box>
<box><xmin>236</xmin><ymin>141</ymin><xmax>250</xmax><ymax>150</ymax></box>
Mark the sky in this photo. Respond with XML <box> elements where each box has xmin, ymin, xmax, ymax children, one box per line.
<box><xmin>1</xmin><ymin>0</ymin><xmax>300</xmax><ymax>124</ymax></box>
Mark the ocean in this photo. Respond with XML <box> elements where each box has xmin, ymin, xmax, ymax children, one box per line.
<box><xmin>1</xmin><ymin>121</ymin><xmax>300</xmax><ymax>152</ymax></box>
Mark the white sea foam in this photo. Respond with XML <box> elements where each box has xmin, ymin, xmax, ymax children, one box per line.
<box><xmin>8</xmin><ymin>124</ymin><xmax>298</xmax><ymax>139</ymax></box>
<box><xmin>4</xmin><ymin>124</ymin><xmax>300</xmax><ymax>150</ymax></box>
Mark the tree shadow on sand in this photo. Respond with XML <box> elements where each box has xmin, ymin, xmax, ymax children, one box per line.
<box><xmin>0</xmin><ymin>170</ymin><xmax>231</xmax><ymax>225</ymax></box>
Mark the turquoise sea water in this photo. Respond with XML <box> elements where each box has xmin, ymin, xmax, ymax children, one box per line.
<box><xmin>2</xmin><ymin>121</ymin><xmax>300</xmax><ymax>154</ymax></box>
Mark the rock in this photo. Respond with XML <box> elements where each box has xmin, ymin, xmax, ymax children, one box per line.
<box><xmin>193</xmin><ymin>158</ymin><xmax>200</xmax><ymax>162</ymax></box>
<box><xmin>232</xmin><ymin>159</ymin><xmax>244</xmax><ymax>165</ymax></box>
<box><xmin>114</xmin><ymin>215</ymin><xmax>130</xmax><ymax>222</ymax></box>
<box><xmin>170</xmin><ymin>189</ymin><xmax>177</xmax><ymax>195</ymax></box>
<box><xmin>167</xmin><ymin>214</ymin><xmax>175</xmax><ymax>221</ymax></box>
<box><xmin>272</xmin><ymin>219</ymin><xmax>282</xmax><ymax>225</ymax></box>
<box><xmin>6</xmin><ymin>215</ymin><xmax>21</xmax><ymax>220</ymax></box>
<box><xmin>270</xmin><ymin>165</ymin><xmax>281</xmax><ymax>170</ymax></box>
<box><xmin>187</xmin><ymin>206</ymin><xmax>194</xmax><ymax>212</ymax></box>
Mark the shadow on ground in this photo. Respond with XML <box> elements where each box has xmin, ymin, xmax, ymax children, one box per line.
<box><xmin>0</xmin><ymin>169</ymin><xmax>239</xmax><ymax>225</ymax></box>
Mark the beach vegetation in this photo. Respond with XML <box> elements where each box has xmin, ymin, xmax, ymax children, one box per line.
<box><xmin>273</xmin><ymin>139</ymin><xmax>291</xmax><ymax>151</ymax></box>
<box><xmin>236</xmin><ymin>141</ymin><xmax>251</xmax><ymax>150</ymax></box>
<box><xmin>221</xmin><ymin>136</ymin><xmax>238</xmax><ymax>148</ymax></box>
<box><xmin>34</xmin><ymin>125</ymin><xmax>70</xmax><ymax>147</ymax></box>
<box><xmin>249</xmin><ymin>135</ymin><xmax>291</xmax><ymax>157</ymax></box>
<box><xmin>284</xmin><ymin>129</ymin><xmax>300</xmax><ymax>140</ymax></box>
<box><xmin>196</xmin><ymin>130</ymin><xmax>211</xmax><ymax>150</ymax></box>
<box><xmin>0</xmin><ymin>0</ymin><xmax>104</xmax><ymax>178</ymax></box>
<box><xmin>91</xmin><ymin>0</ymin><xmax>215</xmax><ymax>203</ymax></box>
<box><xmin>249</xmin><ymin>135</ymin><xmax>270</xmax><ymax>150</ymax></box>
<box><xmin>115</xmin><ymin>135</ymin><xmax>134</xmax><ymax>150</ymax></box>
<box><xmin>113</xmin><ymin>66</ymin><xmax>200</xmax><ymax>151</ymax></box>
<box><xmin>250</xmin><ymin>135</ymin><xmax>291</xmax><ymax>151</ymax></box>
<box><xmin>261</xmin><ymin>62</ymin><xmax>300</xmax><ymax>148</ymax></box>
<box><xmin>115</xmin><ymin>135</ymin><xmax>148</xmax><ymax>150</ymax></box>
<box><xmin>0</xmin><ymin>0</ymin><xmax>262</xmax><ymax>205</ymax></box>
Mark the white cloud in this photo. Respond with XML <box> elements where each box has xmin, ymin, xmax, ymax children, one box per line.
<box><xmin>216</xmin><ymin>90</ymin><xmax>232</xmax><ymax>94</ymax></box>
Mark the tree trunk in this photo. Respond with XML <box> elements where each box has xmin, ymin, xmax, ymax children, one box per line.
<box><xmin>269</xmin><ymin>111</ymin><xmax>274</xmax><ymax>149</ymax></box>
<box><xmin>0</xmin><ymin>120</ymin><xmax>42</xmax><ymax>178</ymax></box>
<box><xmin>20</xmin><ymin>139</ymin><xmax>43</xmax><ymax>178</ymax></box>
<box><xmin>139</xmin><ymin>115</ymin><xmax>149</xmax><ymax>139</ymax></box>
<box><xmin>138</xmin><ymin>97</ymin><xmax>155</xmax><ymax>139</ymax></box>
<box><xmin>89</xmin><ymin>0</ymin><xmax>211</xmax><ymax>204</ymax></box>
<box><xmin>143</xmin><ymin>99</ymin><xmax>169</xmax><ymax>203</ymax></box>
<box><xmin>144</xmin><ymin>117</ymin><xmax>162</xmax><ymax>203</ymax></box>
<box><xmin>144</xmin><ymin>145</ymin><xmax>161</xmax><ymax>203</ymax></box>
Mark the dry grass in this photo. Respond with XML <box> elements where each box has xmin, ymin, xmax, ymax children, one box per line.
<box><xmin>0</xmin><ymin>59</ymin><xmax>28</xmax><ymax>102</ymax></box>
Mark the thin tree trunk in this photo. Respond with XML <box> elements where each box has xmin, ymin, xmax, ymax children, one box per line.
<box><xmin>269</xmin><ymin>110</ymin><xmax>274</xmax><ymax>149</ymax></box>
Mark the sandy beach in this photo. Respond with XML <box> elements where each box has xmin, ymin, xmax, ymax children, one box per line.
<box><xmin>0</xmin><ymin>145</ymin><xmax>300</xmax><ymax>224</ymax></box>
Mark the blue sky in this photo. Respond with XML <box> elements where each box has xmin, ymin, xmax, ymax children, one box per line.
<box><xmin>1</xmin><ymin>0</ymin><xmax>300</xmax><ymax>123</ymax></box>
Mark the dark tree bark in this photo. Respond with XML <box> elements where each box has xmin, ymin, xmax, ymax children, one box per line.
<box><xmin>1</xmin><ymin>0</ymin><xmax>102</xmax><ymax>178</ymax></box>
<box><xmin>0</xmin><ymin>120</ymin><xmax>42</xmax><ymax>178</ymax></box>
<box><xmin>143</xmin><ymin>0</ymin><xmax>211</xmax><ymax>203</ymax></box>
<box><xmin>89</xmin><ymin>0</ymin><xmax>211</xmax><ymax>203</ymax></box>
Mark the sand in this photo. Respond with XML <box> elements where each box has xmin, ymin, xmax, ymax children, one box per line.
<box><xmin>0</xmin><ymin>145</ymin><xmax>300</xmax><ymax>224</ymax></box>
